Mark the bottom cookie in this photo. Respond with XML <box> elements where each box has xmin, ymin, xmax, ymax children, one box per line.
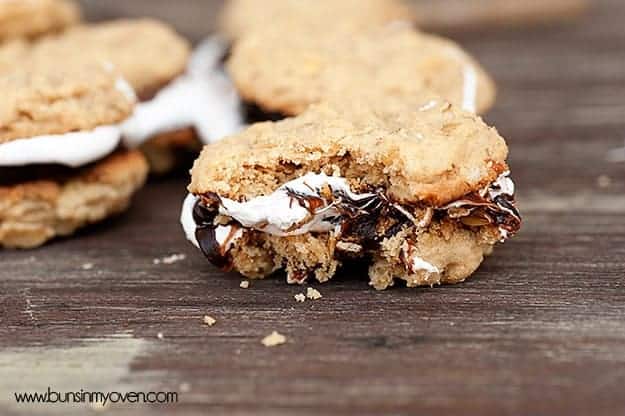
<box><xmin>222</xmin><ymin>216</ymin><xmax>499</xmax><ymax>290</ymax></box>
<box><xmin>139</xmin><ymin>128</ymin><xmax>202</xmax><ymax>175</ymax></box>
<box><xmin>0</xmin><ymin>150</ymin><xmax>148</xmax><ymax>249</ymax></box>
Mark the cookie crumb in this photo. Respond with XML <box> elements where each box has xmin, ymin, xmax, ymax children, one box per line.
<box><xmin>261</xmin><ymin>331</ymin><xmax>286</xmax><ymax>347</ymax></box>
<box><xmin>240</xmin><ymin>280</ymin><xmax>250</xmax><ymax>289</ymax></box>
<box><xmin>157</xmin><ymin>332</ymin><xmax>164</xmax><ymax>340</ymax></box>
<box><xmin>203</xmin><ymin>315</ymin><xmax>216</xmax><ymax>327</ymax></box>
<box><xmin>597</xmin><ymin>175</ymin><xmax>612</xmax><ymax>188</ymax></box>
<box><xmin>153</xmin><ymin>254</ymin><xmax>186</xmax><ymax>265</ymax></box>
<box><xmin>294</xmin><ymin>293</ymin><xmax>306</xmax><ymax>303</ymax></box>
<box><xmin>81</xmin><ymin>263</ymin><xmax>94</xmax><ymax>270</ymax></box>
<box><xmin>306</xmin><ymin>287</ymin><xmax>322</xmax><ymax>300</ymax></box>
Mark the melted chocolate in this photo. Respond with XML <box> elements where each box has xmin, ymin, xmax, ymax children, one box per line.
<box><xmin>193</xmin><ymin>199</ymin><xmax>239</xmax><ymax>270</ymax></box>
<box><xmin>196</xmin><ymin>225</ymin><xmax>233</xmax><ymax>270</ymax></box>
<box><xmin>444</xmin><ymin>191</ymin><xmax>521</xmax><ymax>237</ymax></box>
<box><xmin>192</xmin><ymin>178</ymin><xmax>522</xmax><ymax>271</ymax></box>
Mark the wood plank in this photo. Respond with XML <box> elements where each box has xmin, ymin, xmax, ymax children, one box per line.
<box><xmin>1</xmin><ymin>0</ymin><xmax>625</xmax><ymax>415</ymax></box>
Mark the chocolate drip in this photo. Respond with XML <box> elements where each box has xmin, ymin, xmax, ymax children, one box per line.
<box><xmin>196</xmin><ymin>226</ymin><xmax>232</xmax><ymax>270</ymax></box>
<box><xmin>193</xmin><ymin>199</ymin><xmax>235</xmax><ymax>270</ymax></box>
<box><xmin>442</xmin><ymin>179</ymin><xmax>522</xmax><ymax>237</ymax></box>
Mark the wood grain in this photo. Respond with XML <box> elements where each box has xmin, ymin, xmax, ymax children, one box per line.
<box><xmin>1</xmin><ymin>1</ymin><xmax>625</xmax><ymax>415</ymax></box>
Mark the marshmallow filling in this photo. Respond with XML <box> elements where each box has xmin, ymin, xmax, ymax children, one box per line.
<box><xmin>0</xmin><ymin>126</ymin><xmax>126</xmax><ymax>186</ymax></box>
<box><xmin>183</xmin><ymin>172</ymin><xmax>521</xmax><ymax>272</ymax></box>
<box><xmin>120</xmin><ymin>37</ymin><xmax>243</xmax><ymax>149</ymax></box>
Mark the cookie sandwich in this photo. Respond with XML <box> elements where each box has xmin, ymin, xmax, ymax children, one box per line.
<box><xmin>218</xmin><ymin>0</ymin><xmax>414</xmax><ymax>42</ymax></box>
<box><xmin>181</xmin><ymin>99</ymin><xmax>521</xmax><ymax>289</ymax></box>
<box><xmin>228</xmin><ymin>23</ymin><xmax>496</xmax><ymax>119</ymax></box>
<box><xmin>27</xmin><ymin>19</ymin><xmax>243</xmax><ymax>173</ymax></box>
<box><xmin>0</xmin><ymin>0</ymin><xmax>79</xmax><ymax>42</ymax></box>
<box><xmin>0</xmin><ymin>64</ymin><xmax>147</xmax><ymax>249</ymax></box>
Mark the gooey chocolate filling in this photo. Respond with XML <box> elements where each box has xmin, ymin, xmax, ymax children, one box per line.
<box><xmin>192</xmin><ymin>175</ymin><xmax>522</xmax><ymax>270</ymax></box>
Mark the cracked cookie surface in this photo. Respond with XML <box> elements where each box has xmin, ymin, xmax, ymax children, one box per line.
<box><xmin>190</xmin><ymin>99</ymin><xmax>507</xmax><ymax>206</ymax></box>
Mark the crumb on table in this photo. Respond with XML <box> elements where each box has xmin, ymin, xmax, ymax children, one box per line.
<box><xmin>597</xmin><ymin>175</ymin><xmax>612</xmax><ymax>188</ymax></box>
<box><xmin>261</xmin><ymin>331</ymin><xmax>286</xmax><ymax>347</ymax></box>
<box><xmin>294</xmin><ymin>293</ymin><xmax>306</xmax><ymax>302</ymax></box>
<box><xmin>306</xmin><ymin>287</ymin><xmax>322</xmax><ymax>300</ymax></box>
<box><xmin>153</xmin><ymin>253</ymin><xmax>186</xmax><ymax>265</ymax></box>
<box><xmin>203</xmin><ymin>315</ymin><xmax>216</xmax><ymax>326</ymax></box>
<box><xmin>81</xmin><ymin>263</ymin><xmax>94</xmax><ymax>270</ymax></box>
<box><xmin>240</xmin><ymin>280</ymin><xmax>250</xmax><ymax>288</ymax></box>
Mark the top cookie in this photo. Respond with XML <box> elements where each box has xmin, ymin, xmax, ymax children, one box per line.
<box><xmin>0</xmin><ymin>0</ymin><xmax>80</xmax><ymax>41</ymax></box>
<box><xmin>227</xmin><ymin>24</ymin><xmax>496</xmax><ymax>116</ymax></box>
<box><xmin>21</xmin><ymin>19</ymin><xmax>191</xmax><ymax>97</ymax></box>
<box><xmin>218</xmin><ymin>0</ymin><xmax>415</xmax><ymax>41</ymax></box>
<box><xmin>0</xmin><ymin>64</ymin><xmax>134</xmax><ymax>144</ymax></box>
<box><xmin>189</xmin><ymin>96</ymin><xmax>508</xmax><ymax>206</ymax></box>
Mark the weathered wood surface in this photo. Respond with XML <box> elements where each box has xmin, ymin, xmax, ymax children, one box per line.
<box><xmin>1</xmin><ymin>1</ymin><xmax>625</xmax><ymax>415</ymax></box>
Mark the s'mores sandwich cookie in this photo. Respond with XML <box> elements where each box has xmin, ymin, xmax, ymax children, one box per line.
<box><xmin>29</xmin><ymin>19</ymin><xmax>243</xmax><ymax>173</ymax></box>
<box><xmin>228</xmin><ymin>23</ymin><xmax>496</xmax><ymax>119</ymax></box>
<box><xmin>0</xmin><ymin>64</ymin><xmax>147</xmax><ymax>249</ymax></box>
<box><xmin>218</xmin><ymin>0</ymin><xmax>415</xmax><ymax>42</ymax></box>
<box><xmin>0</xmin><ymin>0</ymin><xmax>80</xmax><ymax>42</ymax></box>
<box><xmin>181</xmin><ymin>98</ymin><xmax>521</xmax><ymax>289</ymax></box>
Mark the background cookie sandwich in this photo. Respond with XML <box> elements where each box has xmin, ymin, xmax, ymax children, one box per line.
<box><xmin>23</xmin><ymin>19</ymin><xmax>243</xmax><ymax>174</ymax></box>
<box><xmin>0</xmin><ymin>0</ymin><xmax>80</xmax><ymax>42</ymax></box>
<box><xmin>181</xmin><ymin>98</ymin><xmax>520</xmax><ymax>289</ymax></box>
<box><xmin>0</xmin><ymin>64</ymin><xmax>147</xmax><ymax>249</ymax></box>
<box><xmin>227</xmin><ymin>23</ymin><xmax>496</xmax><ymax>120</ymax></box>
<box><xmin>218</xmin><ymin>0</ymin><xmax>415</xmax><ymax>42</ymax></box>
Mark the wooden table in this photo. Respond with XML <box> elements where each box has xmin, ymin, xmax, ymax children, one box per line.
<box><xmin>1</xmin><ymin>1</ymin><xmax>624</xmax><ymax>415</ymax></box>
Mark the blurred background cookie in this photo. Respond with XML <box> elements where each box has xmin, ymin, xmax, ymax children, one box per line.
<box><xmin>0</xmin><ymin>64</ymin><xmax>147</xmax><ymax>248</ymax></box>
<box><xmin>1</xmin><ymin>19</ymin><xmax>243</xmax><ymax>174</ymax></box>
<box><xmin>227</xmin><ymin>23</ymin><xmax>495</xmax><ymax>118</ymax></box>
<box><xmin>0</xmin><ymin>0</ymin><xmax>80</xmax><ymax>41</ymax></box>
<box><xmin>76</xmin><ymin>0</ymin><xmax>590</xmax><ymax>41</ymax></box>
<box><xmin>217</xmin><ymin>0</ymin><xmax>414</xmax><ymax>41</ymax></box>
